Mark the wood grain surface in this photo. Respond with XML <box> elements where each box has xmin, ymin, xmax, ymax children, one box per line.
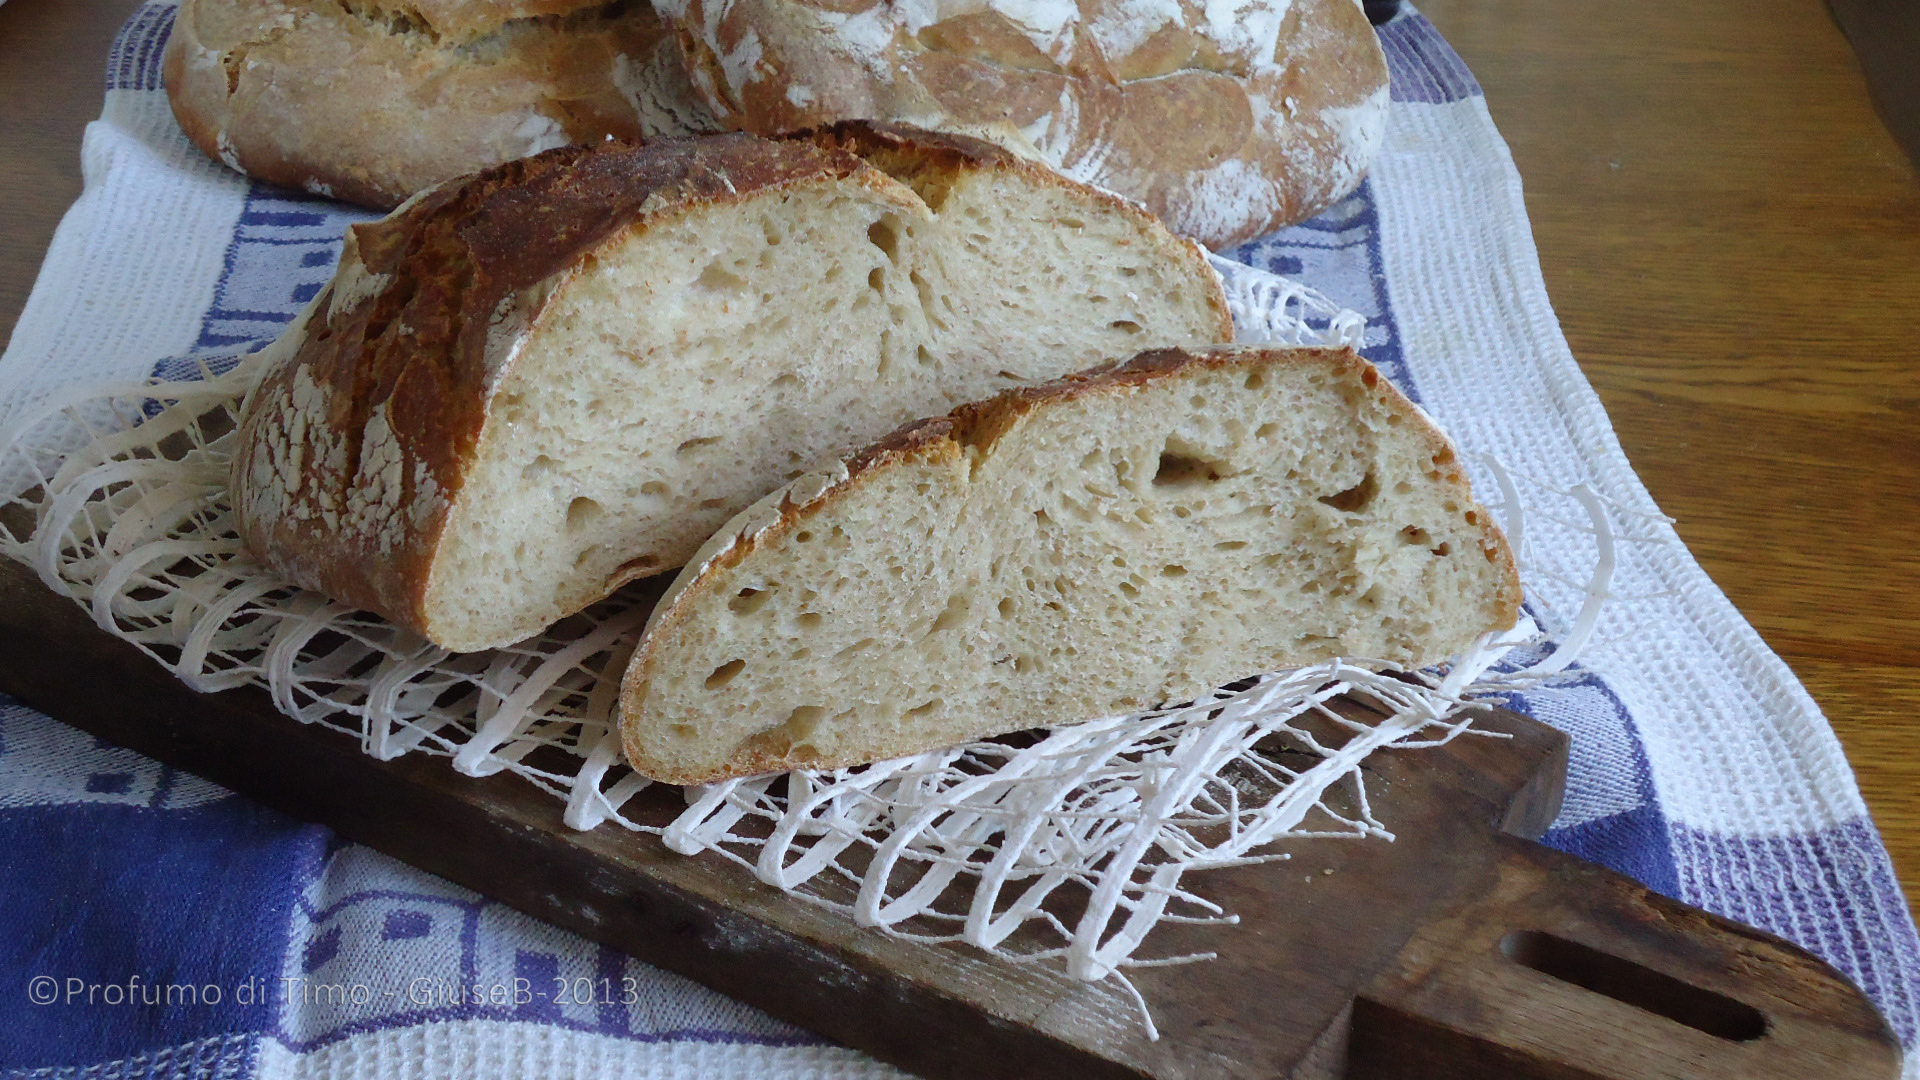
<box><xmin>1411</xmin><ymin>0</ymin><xmax>1920</xmax><ymax>906</ymax></box>
<box><xmin>0</xmin><ymin>554</ymin><xmax>1901</xmax><ymax>1078</ymax></box>
<box><xmin>1</xmin><ymin>0</ymin><xmax>1916</xmax><ymax>916</ymax></box>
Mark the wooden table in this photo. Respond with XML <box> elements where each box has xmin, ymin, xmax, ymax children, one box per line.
<box><xmin>4</xmin><ymin>0</ymin><xmax>1917</xmax><ymax>914</ymax></box>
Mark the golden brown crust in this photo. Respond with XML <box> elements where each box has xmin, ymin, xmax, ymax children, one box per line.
<box><xmin>230</xmin><ymin>135</ymin><xmax>876</xmax><ymax>636</ymax></box>
<box><xmin>660</xmin><ymin>0</ymin><xmax>1391</xmax><ymax>247</ymax></box>
<box><xmin>621</xmin><ymin>345</ymin><xmax>1524</xmax><ymax>782</ymax></box>
<box><xmin>163</xmin><ymin>0</ymin><xmax>718</xmax><ymax>208</ymax></box>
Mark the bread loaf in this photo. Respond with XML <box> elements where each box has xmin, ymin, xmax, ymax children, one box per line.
<box><xmin>163</xmin><ymin>0</ymin><xmax>719</xmax><ymax>207</ymax></box>
<box><xmin>229</xmin><ymin>125</ymin><xmax>1232</xmax><ymax>652</ymax></box>
<box><xmin>658</xmin><ymin>0</ymin><xmax>1391</xmax><ymax>248</ymax></box>
<box><xmin>620</xmin><ymin>345</ymin><xmax>1521</xmax><ymax>784</ymax></box>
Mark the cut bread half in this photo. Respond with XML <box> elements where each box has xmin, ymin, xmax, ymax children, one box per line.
<box><xmin>230</xmin><ymin>124</ymin><xmax>1230</xmax><ymax>652</ymax></box>
<box><xmin>620</xmin><ymin>346</ymin><xmax>1523</xmax><ymax>785</ymax></box>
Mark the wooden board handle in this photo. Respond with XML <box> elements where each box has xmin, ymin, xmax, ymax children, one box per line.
<box><xmin>1349</xmin><ymin>837</ymin><xmax>1901</xmax><ymax>1079</ymax></box>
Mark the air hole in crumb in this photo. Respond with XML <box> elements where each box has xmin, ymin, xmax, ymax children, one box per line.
<box><xmin>1432</xmin><ymin>543</ymin><xmax>1452</xmax><ymax>556</ymax></box>
<box><xmin>796</xmin><ymin>612</ymin><xmax>822</xmax><ymax>629</ymax></box>
<box><xmin>997</xmin><ymin>598</ymin><xmax>1015</xmax><ymax>619</ymax></box>
<box><xmin>1162</xmin><ymin>564</ymin><xmax>1188</xmax><ymax>577</ymax></box>
<box><xmin>522</xmin><ymin>455</ymin><xmax>556</xmax><ymax>480</ymax></box>
<box><xmin>771</xmin><ymin>372</ymin><xmax>799</xmax><ymax>390</ymax></box>
<box><xmin>1110</xmin><ymin>319</ymin><xmax>1143</xmax><ymax>334</ymax></box>
<box><xmin>677</xmin><ymin>435</ymin><xmax>720</xmax><ymax>456</ymax></box>
<box><xmin>747</xmin><ymin>705</ymin><xmax>827</xmax><ymax>755</ymax></box>
<box><xmin>1118</xmin><ymin>581</ymin><xmax>1140</xmax><ymax>598</ymax></box>
<box><xmin>705</xmin><ymin>659</ymin><xmax>745</xmax><ymax>690</ymax></box>
<box><xmin>866</xmin><ymin>217</ymin><xmax>901</xmax><ymax>261</ymax></box>
<box><xmin>835</xmin><ymin>638</ymin><xmax>877</xmax><ymax>659</ymax></box>
<box><xmin>1256</xmin><ymin>422</ymin><xmax>1279</xmax><ymax>439</ymax></box>
<box><xmin>728</xmin><ymin>587</ymin><xmax>772</xmax><ymax>616</ymax></box>
<box><xmin>1362</xmin><ymin>367</ymin><xmax>1380</xmax><ymax>388</ymax></box>
<box><xmin>566</xmin><ymin>496</ymin><xmax>602</xmax><ymax>532</ymax></box>
<box><xmin>930</xmin><ymin>594</ymin><xmax>969</xmax><ymax>634</ymax></box>
<box><xmin>1319</xmin><ymin>471</ymin><xmax>1378</xmax><ymax>513</ymax></box>
<box><xmin>1245</xmin><ymin>371</ymin><xmax>1266</xmax><ymax>390</ymax></box>
<box><xmin>1216</xmin><ymin>540</ymin><xmax>1248</xmax><ymax>551</ymax></box>
<box><xmin>867</xmin><ymin>266</ymin><xmax>886</xmax><ymax>292</ymax></box>
<box><xmin>615</xmin><ymin>553</ymin><xmax>661</xmax><ymax>576</ymax></box>
<box><xmin>1154</xmin><ymin>452</ymin><xmax>1224</xmax><ymax>488</ymax></box>
<box><xmin>696</xmin><ymin>263</ymin><xmax>747</xmax><ymax>291</ymax></box>
<box><xmin>641</xmin><ymin>480</ymin><xmax>668</xmax><ymax>496</ymax></box>
<box><xmin>916</xmin><ymin>345</ymin><xmax>933</xmax><ymax>366</ymax></box>
<box><xmin>795</xmin><ymin>530</ymin><xmax>814</xmax><ymax>543</ymax></box>
<box><xmin>1400</xmin><ymin>525</ymin><xmax>1434</xmax><ymax>547</ymax></box>
<box><xmin>1464</xmin><ymin>510</ymin><xmax>1480</xmax><ymax>525</ymax></box>
<box><xmin>905</xmin><ymin>699</ymin><xmax>941</xmax><ymax>718</ymax></box>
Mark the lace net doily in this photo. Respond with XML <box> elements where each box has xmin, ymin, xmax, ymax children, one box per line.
<box><xmin>0</xmin><ymin>262</ymin><xmax>1649</xmax><ymax>1032</ymax></box>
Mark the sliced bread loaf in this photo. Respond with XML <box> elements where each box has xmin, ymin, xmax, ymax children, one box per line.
<box><xmin>229</xmin><ymin>125</ymin><xmax>1231</xmax><ymax>652</ymax></box>
<box><xmin>620</xmin><ymin>346</ymin><xmax>1522</xmax><ymax>784</ymax></box>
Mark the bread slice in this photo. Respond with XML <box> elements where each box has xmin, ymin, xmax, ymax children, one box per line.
<box><xmin>619</xmin><ymin>346</ymin><xmax>1522</xmax><ymax>784</ymax></box>
<box><xmin>229</xmin><ymin>125</ymin><xmax>1231</xmax><ymax>652</ymax></box>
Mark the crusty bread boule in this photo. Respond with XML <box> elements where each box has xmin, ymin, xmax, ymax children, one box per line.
<box><xmin>228</xmin><ymin>124</ymin><xmax>1232</xmax><ymax>652</ymax></box>
<box><xmin>164</xmin><ymin>0</ymin><xmax>720</xmax><ymax>207</ymax></box>
<box><xmin>620</xmin><ymin>345</ymin><xmax>1522</xmax><ymax>784</ymax></box>
<box><xmin>658</xmin><ymin>0</ymin><xmax>1392</xmax><ymax>248</ymax></box>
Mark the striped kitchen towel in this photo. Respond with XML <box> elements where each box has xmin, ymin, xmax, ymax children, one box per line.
<box><xmin>0</xmin><ymin>3</ymin><xmax>1914</xmax><ymax>1076</ymax></box>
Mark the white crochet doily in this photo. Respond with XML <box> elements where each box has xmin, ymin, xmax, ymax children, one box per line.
<box><xmin>0</xmin><ymin>262</ymin><xmax>1650</xmax><ymax>1033</ymax></box>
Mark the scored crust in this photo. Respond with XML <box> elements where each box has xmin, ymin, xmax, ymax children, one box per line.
<box><xmin>163</xmin><ymin>0</ymin><xmax>720</xmax><ymax>207</ymax></box>
<box><xmin>659</xmin><ymin>0</ymin><xmax>1391</xmax><ymax>248</ymax></box>
<box><xmin>620</xmin><ymin>345</ymin><xmax>1523</xmax><ymax>784</ymax></box>
<box><xmin>229</xmin><ymin>134</ymin><xmax>886</xmax><ymax>638</ymax></box>
<box><xmin>229</xmin><ymin>124</ymin><xmax>1232</xmax><ymax>650</ymax></box>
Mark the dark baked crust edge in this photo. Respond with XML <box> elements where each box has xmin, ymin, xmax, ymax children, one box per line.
<box><xmin>620</xmin><ymin>345</ymin><xmax>1524</xmax><ymax>783</ymax></box>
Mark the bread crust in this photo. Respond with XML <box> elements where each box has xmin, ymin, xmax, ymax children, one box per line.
<box><xmin>659</xmin><ymin>0</ymin><xmax>1391</xmax><ymax>248</ymax></box>
<box><xmin>163</xmin><ymin>0</ymin><xmax>721</xmax><ymax>207</ymax></box>
<box><xmin>621</xmin><ymin>345</ymin><xmax>1523</xmax><ymax>783</ymax></box>
<box><xmin>229</xmin><ymin>134</ymin><xmax>885</xmax><ymax>642</ymax></box>
<box><xmin>229</xmin><ymin>124</ymin><xmax>1231</xmax><ymax>649</ymax></box>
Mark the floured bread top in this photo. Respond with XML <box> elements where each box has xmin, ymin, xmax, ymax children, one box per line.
<box><xmin>659</xmin><ymin>0</ymin><xmax>1391</xmax><ymax>246</ymax></box>
<box><xmin>165</xmin><ymin>0</ymin><xmax>719</xmax><ymax>207</ymax></box>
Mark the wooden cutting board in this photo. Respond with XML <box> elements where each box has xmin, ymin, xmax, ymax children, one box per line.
<box><xmin>0</xmin><ymin>557</ymin><xmax>1899</xmax><ymax>1078</ymax></box>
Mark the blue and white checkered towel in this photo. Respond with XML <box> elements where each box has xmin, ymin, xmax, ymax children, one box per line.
<box><xmin>2</xmin><ymin>4</ymin><xmax>1915</xmax><ymax>1076</ymax></box>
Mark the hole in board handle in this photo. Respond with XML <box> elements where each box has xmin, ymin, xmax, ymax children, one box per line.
<box><xmin>1500</xmin><ymin>931</ymin><xmax>1768</xmax><ymax>1042</ymax></box>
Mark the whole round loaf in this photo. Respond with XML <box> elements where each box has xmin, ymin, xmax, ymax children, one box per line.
<box><xmin>658</xmin><ymin>0</ymin><xmax>1392</xmax><ymax>248</ymax></box>
<box><xmin>163</xmin><ymin>0</ymin><xmax>720</xmax><ymax>208</ymax></box>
